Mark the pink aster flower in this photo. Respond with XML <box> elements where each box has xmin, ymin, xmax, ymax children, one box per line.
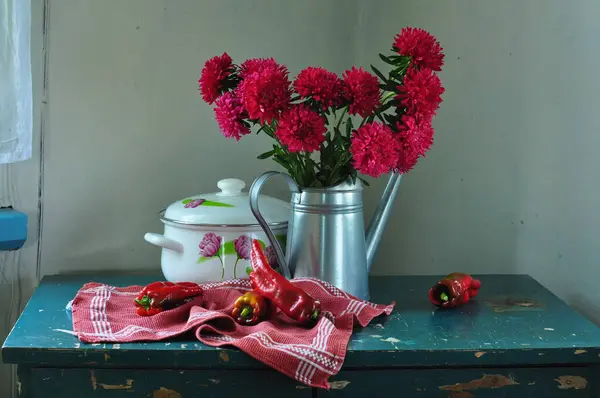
<box><xmin>198</xmin><ymin>53</ymin><xmax>233</xmax><ymax>104</ymax></box>
<box><xmin>394</xmin><ymin>114</ymin><xmax>435</xmax><ymax>173</ymax></box>
<box><xmin>213</xmin><ymin>91</ymin><xmax>250</xmax><ymax>140</ymax></box>
<box><xmin>239</xmin><ymin>58</ymin><xmax>282</xmax><ymax>78</ymax></box>
<box><xmin>342</xmin><ymin>67</ymin><xmax>381</xmax><ymax>117</ymax></box>
<box><xmin>239</xmin><ymin>61</ymin><xmax>291</xmax><ymax>124</ymax></box>
<box><xmin>397</xmin><ymin>67</ymin><xmax>445</xmax><ymax>121</ymax></box>
<box><xmin>393</xmin><ymin>27</ymin><xmax>445</xmax><ymax>71</ymax></box>
<box><xmin>275</xmin><ymin>104</ymin><xmax>326</xmax><ymax>153</ymax></box>
<box><xmin>350</xmin><ymin>122</ymin><xmax>399</xmax><ymax>178</ymax></box>
<box><xmin>293</xmin><ymin>67</ymin><xmax>343</xmax><ymax>109</ymax></box>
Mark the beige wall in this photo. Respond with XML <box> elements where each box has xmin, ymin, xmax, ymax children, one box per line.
<box><xmin>41</xmin><ymin>0</ymin><xmax>358</xmax><ymax>274</ymax></box>
<box><xmin>360</xmin><ymin>0</ymin><xmax>600</xmax><ymax>323</ymax></box>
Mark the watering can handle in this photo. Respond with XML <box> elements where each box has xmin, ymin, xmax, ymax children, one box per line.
<box><xmin>249</xmin><ymin>171</ymin><xmax>298</xmax><ymax>280</ymax></box>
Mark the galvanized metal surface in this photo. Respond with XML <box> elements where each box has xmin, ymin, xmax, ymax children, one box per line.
<box><xmin>249</xmin><ymin>171</ymin><xmax>403</xmax><ymax>300</ymax></box>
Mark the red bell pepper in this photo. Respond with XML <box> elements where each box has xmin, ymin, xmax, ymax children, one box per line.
<box><xmin>134</xmin><ymin>281</ymin><xmax>203</xmax><ymax>316</ymax></box>
<box><xmin>249</xmin><ymin>240</ymin><xmax>321</xmax><ymax>325</ymax></box>
<box><xmin>231</xmin><ymin>290</ymin><xmax>272</xmax><ymax>326</ymax></box>
<box><xmin>428</xmin><ymin>272</ymin><xmax>481</xmax><ymax>309</ymax></box>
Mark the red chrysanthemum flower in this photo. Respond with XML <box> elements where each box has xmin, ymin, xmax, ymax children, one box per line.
<box><xmin>342</xmin><ymin>67</ymin><xmax>381</xmax><ymax>117</ymax></box>
<box><xmin>394</xmin><ymin>114</ymin><xmax>435</xmax><ymax>173</ymax></box>
<box><xmin>239</xmin><ymin>58</ymin><xmax>282</xmax><ymax>78</ymax></box>
<box><xmin>238</xmin><ymin>62</ymin><xmax>291</xmax><ymax>124</ymax></box>
<box><xmin>393</xmin><ymin>27</ymin><xmax>445</xmax><ymax>71</ymax></box>
<box><xmin>198</xmin><ymin>52</ymin><xmax>233</xmax><ymax>104</ymax></box>
<box><xmin>397</xmin><ymin>67</ymin><xmax>445</xmax><ymax>121</ymax></box>
<box><xmin>275</xmin><ymin>104</ymin><xmax>326</xmax><ymax>153</ymax></box>
<box><xmin>214</xmin><ymin>91</ymin><xmax>250</xmax><ymax>141</ymax></box>
<box><xmin>350</xmin><ymin>122</ymin><xmax>399</xmax><ymax>178</ymax></box>
<box><xmin>293</xmin><ymin>67</ymin><xmax>343</xmax><ymax>109</ymax></box>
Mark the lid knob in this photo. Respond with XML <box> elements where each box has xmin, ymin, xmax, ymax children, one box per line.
<box><xmin>216</xmin><ymin>178</ymin><xmax>246</xmax><ymax>196</ymax></box>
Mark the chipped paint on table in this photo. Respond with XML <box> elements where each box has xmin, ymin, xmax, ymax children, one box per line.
<box><xmin>4</xmin><ymin>274</ymin><xmax>600</xmax><ymax>397</ymax></box>
<box><xmin>318</xmin><ymin>367</ymin><xmax>595</xmax><ymax>397</ymax></box>
<box><xmin>22</xmin><ymin>368</ymin><xmax>309</xmax><ymax>397</ymax></box>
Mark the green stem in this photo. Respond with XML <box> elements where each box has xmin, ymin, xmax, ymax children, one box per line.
<box><xmin>335</xmin><ymin>106</ymin><xmax>348</xmax><ymax>130</ymax></box>
<box><xmin>381</xmin><ymin>91</ymin><xmax>395</xmax><ymax>103</ymax></box>
<box><xmin>440</xmin><ymin>292</ymin><xmax>449</xmax><ymax>302</ymax></box>
<box><xmin>240</xmin><ymin>306</ymin><xmax>252</xmax><ymax>318</ymax></box>
<box><xmin>217</xmin><ymin>254</ymin><xmax>224</xmax><ymax>279</ymax></box>
<box><xmin>233</xmin><ymin>257</ymin><xmax>240</xmax><ymax>279</ymax></box>
<box><xmin>311</xmin><ymin>309</ymin><xmax>321</xmax><ymax>321</ymax></box>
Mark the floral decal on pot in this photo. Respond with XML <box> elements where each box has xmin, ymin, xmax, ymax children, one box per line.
<box><xmin>197</xmin><ymin>233</ymin><xmax>287</xmax><ymax>280</ymax></box>
<box><xmin>184</xmin><ymin>199</ymin><xmax>205</xmax><ymax>208</ymax></box>
<box><xmin>233</xmin><ymin>235</ymin><xmax>251</xmax><ymax>279</ymax></box>
<box><xmin>265</xmin><ymin>245</ymin><xmax>279</xmax><ymax>268</ymax></box>
<box><xmin>198</xmin><ymin>232</ymin><xmax>225</xmax><ymax>277</ymax></box>
<box><xmin>245</xmin><ymin>234</ymin><xmax>286</xmax><ymax>277</ymax></box>
<box><xmin>182</xmin><ymin>198</ymin><xmax>234</xmax><ymax>208</ymax></box>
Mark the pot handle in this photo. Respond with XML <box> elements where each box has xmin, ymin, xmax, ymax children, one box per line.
<box><xmin>144</xmin><ymin>233</ymin><xmax>184</xmax><ymax>253</ymax></box>
<box><xmin>249</xmin><ymin>171</ymin><xmax>298</xmax><ymax>280</ymax></box>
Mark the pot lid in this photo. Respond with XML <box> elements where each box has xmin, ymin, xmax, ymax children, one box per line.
<box><xmin>161</xmin><ymin>178</ymin><xmax>290</xmax><ymax>226</ymax></box>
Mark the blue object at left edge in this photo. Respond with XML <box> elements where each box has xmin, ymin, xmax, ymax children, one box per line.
<box><xmin>0</xmin><ymin>209</ymin><xmax>27</xmax><ymax>250</ymax></box>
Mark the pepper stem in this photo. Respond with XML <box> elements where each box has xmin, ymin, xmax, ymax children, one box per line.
<box><xmin>134</xmin><ymin>295</ymin><xmax>151</xmax><ymax>310</ymax></box>
<box><xmin>240</xmin><ymin>305</ymin><xmax>252</xmax><ymax>318</ymax></box>
<box><xmin>440</xmin><ymin>292</ymin><xmax>449</xmax><ymax>302</ymax></box>
<box><xmin>311</xmin><ymin>309</ymin><xmax>320</xmax><ymax>321</ymax></box>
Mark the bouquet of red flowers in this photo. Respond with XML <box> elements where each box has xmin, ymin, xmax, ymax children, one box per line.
<box><xmin>199</xmin><ymin>27</ymin><xmax>445</xmax><ymax>188</ymax></box>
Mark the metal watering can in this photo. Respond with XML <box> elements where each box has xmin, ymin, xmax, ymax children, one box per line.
<box><xmin>249</xmin><ymin>171</ymin><xmax>402</xmax><ymax>301</ymax></box>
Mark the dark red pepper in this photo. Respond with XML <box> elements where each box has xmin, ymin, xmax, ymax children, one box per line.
<box><xmin>249</xmin><ymin>240</ymin><xmax>321</xmax><ymax>325</ymax></box>
<box><xmin>134</xmin><ymin>281</ymin><xmax>203</xmax><ymax>316</ymax></box>
<box><xmin>428</xmin><ymin>272</ymin><xmax>481</xmax><ymax>309</ymax></box>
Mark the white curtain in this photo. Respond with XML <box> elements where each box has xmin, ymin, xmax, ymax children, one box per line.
<box><xmin>0</xmin><ymin>0</ymin><xmax>32</xmax><ymax>164</ymax></box>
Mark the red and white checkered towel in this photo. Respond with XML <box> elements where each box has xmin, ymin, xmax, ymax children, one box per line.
<box><xmin>71</xmin><ymin>278</ymin><xmax>394</xmax><ymax>389</ymax></box>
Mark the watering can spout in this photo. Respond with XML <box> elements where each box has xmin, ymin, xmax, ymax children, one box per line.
<box><xmin>365</xmin><ymin>172</ymin><xmax>403</xmax><ymax>272</ymax></box>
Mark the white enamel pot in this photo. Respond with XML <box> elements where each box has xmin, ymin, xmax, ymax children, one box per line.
<box><xmin>144</xmin><ymin>178</ymin><xmax>289</xmax><ymax>283</ymax></box>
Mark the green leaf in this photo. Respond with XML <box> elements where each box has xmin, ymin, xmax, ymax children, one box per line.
<box><xmin>257</xmin><ymin>150</ymin><xmax>275</xmax><ymax>160</ymax></box>
<box><xmin>383</xmin><ymin>113</ymin><xmax>397</xmax><ymax>124</ymax></box>
<box><xmin>378</xmin><ymin>53</ymin><xmax>395</xmax><ymax>65</ymax></box>
<box><xmin>221</xmin><ymin>240</ymin><xmax>237</xmax><ymax>256</ymax></box>
<box><xmin>275</xmin><ymin>234</ymin><xmax>287</xmax><ymax>249</ymax></box>
<box><xmin>272</xmin><ymin>156</ymin><xmax>290</xmax><ymax>170</ymax></box>
<box><xmin>389</xmin><ymin>68</ymin><xmax>405</xmax><ymax>80</ymax></box>
<box><xmin>196</xmin><ymin>256</ymin><xmax>211</xmax><ymax>264</ymax></box>
<box><xmin>377</xmin><ymin>101</ymin><xmax>395</xmax><ymax>113</ymax></box>
<box><xmin>345</xmin><ymin>117</ymin><xmax>353</xmax><ymax>136</ymax></box>
<box><xmin>245</xmin><ymin>266</ymin><xmax>252</xmax><ymax>276</ymax></box>
<box><xmin>370</xmin><ymin>64</ymin><xmax>388</xmax><ymax>82</ymax></box>
<box><xmin>333</xmin><ymin>126</ymin><xmax>342</xmax><ymax>138</ymax></box>
<box><xmin>358</xmin><ymin>176</ymin><xmax>370</xmax><ymax>186</ymax></box>
<box><xmin>182</xmin><ymin>199</ymin><xmax>193</xmax><ymax>204</ymax></box>
<box><xmin>202</xmin><ymin>200</ymin><xmax>234</xmax><ymax>207</ymax></box>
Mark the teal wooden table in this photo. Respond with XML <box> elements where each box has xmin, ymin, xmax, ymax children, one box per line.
<box><xmin>4</xmin><ymin>274</ymin><xmax>600</xmax><ymax>397</ymax></box>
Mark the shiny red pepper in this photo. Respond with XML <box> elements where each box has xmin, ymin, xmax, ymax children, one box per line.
<box><xmin>249</xmin><ymin>240</ymin><xmax>321</xmax><ymax>325</ymax></box>
<box><xmin>134</xmin><ymin>281</ymin><xmax>203</xmax><ymax>316</ymax></box>
<box><xmin>231</xmin><ymin>290</ymin><xmax>272</xmax><ymax>326</ymax></box>
<box><xmin>428</xmin><ymin>272</ymin><xmax>481</xmax><ymax>309</ymax></box>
